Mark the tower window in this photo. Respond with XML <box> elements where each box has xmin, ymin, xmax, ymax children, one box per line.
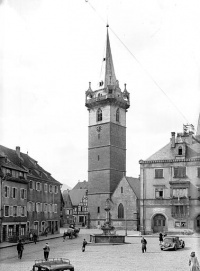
<box><xmin>98</xmin><ymin>155</ymin><xmax>100</xmax><ymax>161</ymax></box>
<box><xmin>118</xmin><ymin>203</ymin><xmax>124</xmax><ymax>219</ymax></box>
<box><xmin>97</xmin><ymin>207</ymin><xmax>100</xmax><ymax>213</ymax></box>
<box><xmin>98</xmin><ymin>133</ymin><xmax>100</xmax><ymax>140</ymax></box>
<box><xmin>116</xmin><ymin>108</ymin><xmax>120</xmax><ymax>122</ymax></box>
<box><xmin>178</xmin><ymin>147</ymin><xmax>183</xmax><ymax>155</ymax></box>
<box><xmin>97</xmin><ymin>108</ymin><xmax>102</xmax><ymax>122</ymax></box>
<box><xmin>121</xmin><ymin>187</ymin><xmax>123</xmax><ymax>193</ymax></box>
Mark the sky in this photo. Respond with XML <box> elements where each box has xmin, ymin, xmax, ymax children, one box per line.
<box><xmin>0</xmin><ymin>0</ymin><xmax>200</xmax><ymax>188</ymax></box>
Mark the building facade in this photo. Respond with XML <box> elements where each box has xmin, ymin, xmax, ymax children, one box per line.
<box><xmin>85</xmin><ymin>27</ymin><xmax>130</xmax><ymax>228</ymax></box>
<box><xmin>0</xmin><ymin>145</ymin><xmax>62</xmax><ymax>241</ymax></box>
<box><xmin>110</xmin><ymin>176</ymin><xmax>140</xmax><ymax>231</ymax></box>
<box><xmin>0</xmin><ymin>155</ymin><xmax>28</xmax><ymax>242</ymax></box>
<box><xmin>139</xmin><ymin>124</ymin><xmax>200</xmax><ymax>234</ymax></box>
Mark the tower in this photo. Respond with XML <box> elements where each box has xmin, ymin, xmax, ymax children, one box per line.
<box><xmin>85</xmin><ymin>26</ymin><xmax>130</xmax><ymax>228</ymax></box>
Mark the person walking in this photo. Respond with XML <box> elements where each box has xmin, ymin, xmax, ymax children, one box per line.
<box><xmin>141</xmin><ymin>236</ymin><xmax>147</xmax><ymax>253</ymax></box>
<box><xmin>17</xmin><ymin>240</ymin><xmax>24</xmax><ymax>259</ymax></box>
<box><xmin>33</xmin><ymin>233</ymin><xmax>37</xmax><ymax>244</ymax></box>
<box><xmin>159</xmin><ymin>232</ymin><xmax>163</xmax><ymax>244</ymax></box>
<box><xmin>189</xmin><ymin>251</ymin><xmax>199</xmax><ymax>271</ymax></box>
<box><xmin>63</xmin><ymin>231</ymin><xmax>66</xmax><ymax>242</ymax></box>
<box><xmin>82</xmin><ymin>239</ymin><xmax>87</xmax><ymax>252</ymax></box>
<box><xmin>43</xmin><ymin>243</ymin><xmax>50</xmax><ymax>261</ymax></box>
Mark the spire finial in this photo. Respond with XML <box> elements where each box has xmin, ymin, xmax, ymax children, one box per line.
<box><xmin>104</xmin><ymin>25</ymin><xmax>116</xmax><ymax>88</ymax></box>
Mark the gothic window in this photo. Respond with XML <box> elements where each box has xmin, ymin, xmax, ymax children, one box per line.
<box><xmin>118</xmin><ymin>203</ymin><xmax>124</xmax><ymax>219</ymax></box>
<box><xmin>97</xmin><ymin>108</ymin><xmax>102</xmax><ymax>122</ymax></box>
<box><xmin>197</xmin><ymin>168</ymin><xmax>200</xmax><ymax>178</ymax></box>
<box><xmin>116</xmin><ymin>108</ymin><xmax>120</xmax><ymax>122</ymax></box>
<box><xmin>178</xmin><ymin>147</ymin><xmax>183</xmax><ymax>155</ymax></box>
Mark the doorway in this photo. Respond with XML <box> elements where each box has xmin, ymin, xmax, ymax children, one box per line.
<box><xmin>196</xmin><ymin>215</ymin><xmax>200</xmax><ymax>232</ymax></box>
<box><xmin>153</xmin><ymin>214</ymin><xmax>166</xmax><ymax>233</ymax></box>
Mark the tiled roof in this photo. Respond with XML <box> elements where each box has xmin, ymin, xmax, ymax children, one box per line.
<box><xmin>126</xmin><ymin>177</ymin><xmax>140</xmax><ymax>199</ymax></box>
<box><xmin>69</xmin><ymin>189</ymin><xmax>87</xmax><ymax>206</ymax></box>
<box><xmin>0</xmin><ymin>145</ymin><xmax>61</xmax><ymax>185</ymax></box>
<box><xmin>72</xmin><ymin>180</ymin><xmax>88</xmax><ymax>190</ymax></box>
<box><xmin>146</xmin><ymin>140</ymin><xmax>200</xmax><ymax>161</ymax></box>
<box><xmin>146</xmin><ymin>143</ymin><xmax>174</xmax><ymax>161</ymax></box>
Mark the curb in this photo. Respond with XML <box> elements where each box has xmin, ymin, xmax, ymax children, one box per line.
<box><xmin>0</xmin><ymin>235</ymin><xmax>63</xmax><ymax>250</ymax></box>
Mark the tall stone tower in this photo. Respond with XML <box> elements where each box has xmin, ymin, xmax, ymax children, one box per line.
<box><xmin>85</xmin><ymin>26</ymin><xmax>130</xmax><ymax>228</ymax></box>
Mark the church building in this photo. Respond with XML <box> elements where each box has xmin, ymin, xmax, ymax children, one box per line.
<box><xmin>85</xmin><ymin>26</ymin><xmax>138</xmax><ymax>229</ymax></box>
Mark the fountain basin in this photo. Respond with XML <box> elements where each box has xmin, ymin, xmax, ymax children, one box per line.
<box><xmin>90</xmin><ymin>234</ymin><xmax>125</xmax><ymax>244</ymax></box>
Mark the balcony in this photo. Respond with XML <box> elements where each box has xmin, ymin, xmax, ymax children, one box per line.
<box><xmin>85</xmin><ymin>94</ymin><xmax>130</xmax><ymax>109</ymax></box>
<box><xmin>170</xmin><ymin>198</ymin><xmax>190</xmax><ymax>205</ymax></box>
<box><xmin>171</xmin><ymin>213</ymin><xmax>188</xmax><ymax>219</ymax></box>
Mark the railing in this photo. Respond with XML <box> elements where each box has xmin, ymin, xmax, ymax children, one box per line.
<box><xmin>171</xmin><ymin>213</ymin><xmax>188</xmax><ymax>219</ymax></box>
<box><xmin>170</xmin><ymin>198</ymin><xmax>190</xmax><ymax>205</ymax></box>
<box><xmin>86</xmin><ymin>94</ymin><xmax>129</xmax><ymax>106</ymax></box>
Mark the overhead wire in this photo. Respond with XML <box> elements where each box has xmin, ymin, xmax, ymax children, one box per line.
<box><xmin>85</xmin><ymin>0</ymin><xmax>194</xmax><ymax>127</ymax></box>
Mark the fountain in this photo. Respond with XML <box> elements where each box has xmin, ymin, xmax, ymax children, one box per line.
<box><xmin>90</xmin><ymin>199</ymin><xmax>125</xmax><ymax>244</ymax></box>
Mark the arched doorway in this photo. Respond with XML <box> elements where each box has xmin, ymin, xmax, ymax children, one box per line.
<box><xmin>153</xmin><ymin>214</ymin><xmax>166</xmax><ymax>233</ymax></box>
<box><xmin>195</xmin><ymin>215</ymin><xmax>200</xmax><ymax>232</ymax></box>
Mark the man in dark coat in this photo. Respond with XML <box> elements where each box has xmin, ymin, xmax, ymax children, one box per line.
<box><xmin>82</xmin><ymin>239</ymin><xmax>87</xmax><ymax>252</ymax></box>
<box><xmin>141</xmin><ymin>236</ymin><xmax>147</xmax><ymax>253</ymax></box>
<box><xmin>159</xmin><ymin>232</ymin><xmax>163</xmax><ymax>244</ymax></box>
<box><xmin>17</xmin><ymin>240</ymin><xmax>24</xmax><ymax>259</ymax></box>
<box><xmin>33</xmin><ymin>233</ymin><xmax>37</xmax><ymax>244</ymax></box>
<box><xmin>43</xmin><ymin>243</ymin><xmax>50</xmax><ymax>261</ymax></box>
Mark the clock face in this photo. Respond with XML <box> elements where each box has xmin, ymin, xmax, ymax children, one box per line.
<box><xmin>96</xmin><ymin>126</ymin><xmax>102</xmax><ymax>133</ymax></box>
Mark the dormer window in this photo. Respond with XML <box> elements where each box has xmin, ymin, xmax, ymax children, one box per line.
<box><xmin>116</xmin><ymin>108</ymin><xmax>120</xmax><ymax>122</ymax></box>
<box><xmin>97</xmin><ymin>108</ymin><xmax>102</xmax><ymax>122</ymax></box>
<box><xmin>178</xmin><ymin>147</ymin><xmax>183</xmax><ymax>155</ymax></box>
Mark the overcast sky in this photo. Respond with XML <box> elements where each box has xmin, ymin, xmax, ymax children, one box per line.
<box><xmin>1</xmin><ymin>0</ymin><xmax>200</xmax><ymax>188</ymax></box>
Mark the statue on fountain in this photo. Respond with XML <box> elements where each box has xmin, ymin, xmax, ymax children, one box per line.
<box><xmin>101</xmin><ymin>198</ymin><xmax>115</xmax><ymax>235</ymax></box>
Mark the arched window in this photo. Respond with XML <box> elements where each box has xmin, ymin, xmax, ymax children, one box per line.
<box><xmin>118</xmin><ymin>203</ymin><xmax>124</xmax><ymax>219</ymax></box>
<box><xmin>178</xmin><ymin>147</ymin><xmax>182</xmax><ymax>155</ymax></box>
<box><xmin>116</xmin><ymin>108</ymin><xmax>120</xmax><ymax>122</ymax></box>
<box><xmin>97</xmin><ymin>108</ymin><xmax>102</xmax><ymax>122</ymax></box>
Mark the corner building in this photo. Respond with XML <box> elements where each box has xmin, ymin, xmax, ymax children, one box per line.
<box><xmin>139</xmin><ymin>121</ymin><xmax>200</xmax><ymax>234</ymax></box>
<box><xmin>85</xmin><ymin>27</ymin><xmax>130</xmax><ymax>228</ymax></box>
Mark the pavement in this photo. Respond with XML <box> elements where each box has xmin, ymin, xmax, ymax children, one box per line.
<box><xmin>0</xmin><ymin>228</ymin><xmax>199</xmax><ymax>249</ymax></box>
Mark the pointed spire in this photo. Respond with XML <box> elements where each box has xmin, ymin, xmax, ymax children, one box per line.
<box><xmin>196</xmin><ymin>113</ymin><xmax>200</xmax><ymax>137</ymax></box>
<box><xmin>104</xmin><ymin>25</ymin><xmax>117</xmax><ymax>88</ymax></box>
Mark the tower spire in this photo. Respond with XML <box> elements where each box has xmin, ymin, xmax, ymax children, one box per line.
<box><xmin>104</xmin><ymin>25</ymin><xmax>117</xmax><ymax>88</ymax></box>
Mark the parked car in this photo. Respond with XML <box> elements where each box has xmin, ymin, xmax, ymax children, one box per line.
<box><xmin>160</xmin><ymin>236</ymin><xmax>185</xmax><ymax>251</ymax></box>
<box><xmin>31</xmin><ymin>258</ymin><xmax>74</xmax><ymax>271</ymax></box>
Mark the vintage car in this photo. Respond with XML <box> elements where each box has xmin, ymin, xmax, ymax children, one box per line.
<box><xmin>31</xmin><ymin>258</ymin><xmax>74</xmax><ymax>271</ymax></box>
<box><xmin>160</xmin><ymin>236</ymin><xmax>185</xmax><ymax>251</ymax></box>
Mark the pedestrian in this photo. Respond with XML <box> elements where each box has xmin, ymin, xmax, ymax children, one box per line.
<box><xmin>141</xmin><ymin>236</ymin><xmax>147</xmax><ymax>253</ymax></box>
<box><xmin>82</xmin><ymin>239</ymin><xmax>87</xmax><ymax>252</ymax></box>
<box><xmin>159</xmin><ymin>232</ymin><xmax>163</xmax><ymax>244</ymax></box>
<box><xmin>33</xmin><ymin>233</ymin><xmax>37</xmax><ymax>244</ymax></box>
<box><xmin>17</xmin><ymin>239</ymin><xmax>24</xmax><ymax>259</ymax></box>
<box><xmin>43</xmin><ymin>242</ymin><xmax>50</xmax><ymax>261</ymax></box>
<box><xmin>189</xmin><ymin>251</ymin><xmax>199</xmax><ymax>271</ymax></box>
<box><xmin>63</xmin><ymin>231</ymin><xmax>66</xmax><ymax>242</ymax></box>
<box><xmin>29</xmin><ymin>232</ymin><xmax>33</xmax><ymax>241</ymax></box>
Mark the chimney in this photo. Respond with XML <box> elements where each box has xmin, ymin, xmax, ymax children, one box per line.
<box><xmin>16</xmin><ymin>146</ymin><xmax>20</xmax><ymax>158</ymax></box>
<box><xmin>171</xmin><ymin>132</ymin><xmax>175</xmax><ymax>148</ymax></box>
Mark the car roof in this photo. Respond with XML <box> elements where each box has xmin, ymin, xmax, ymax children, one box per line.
<box><xmin>34</xmin><ymin>258</ymin><xmax>73</xmax><ymax>270</ymax></box>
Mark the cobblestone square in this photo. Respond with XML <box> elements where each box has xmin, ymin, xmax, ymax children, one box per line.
<box><xmin>0</xmin><ymin>230</ymin><xmax>199</xmax><ymax>271</ymax></box>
